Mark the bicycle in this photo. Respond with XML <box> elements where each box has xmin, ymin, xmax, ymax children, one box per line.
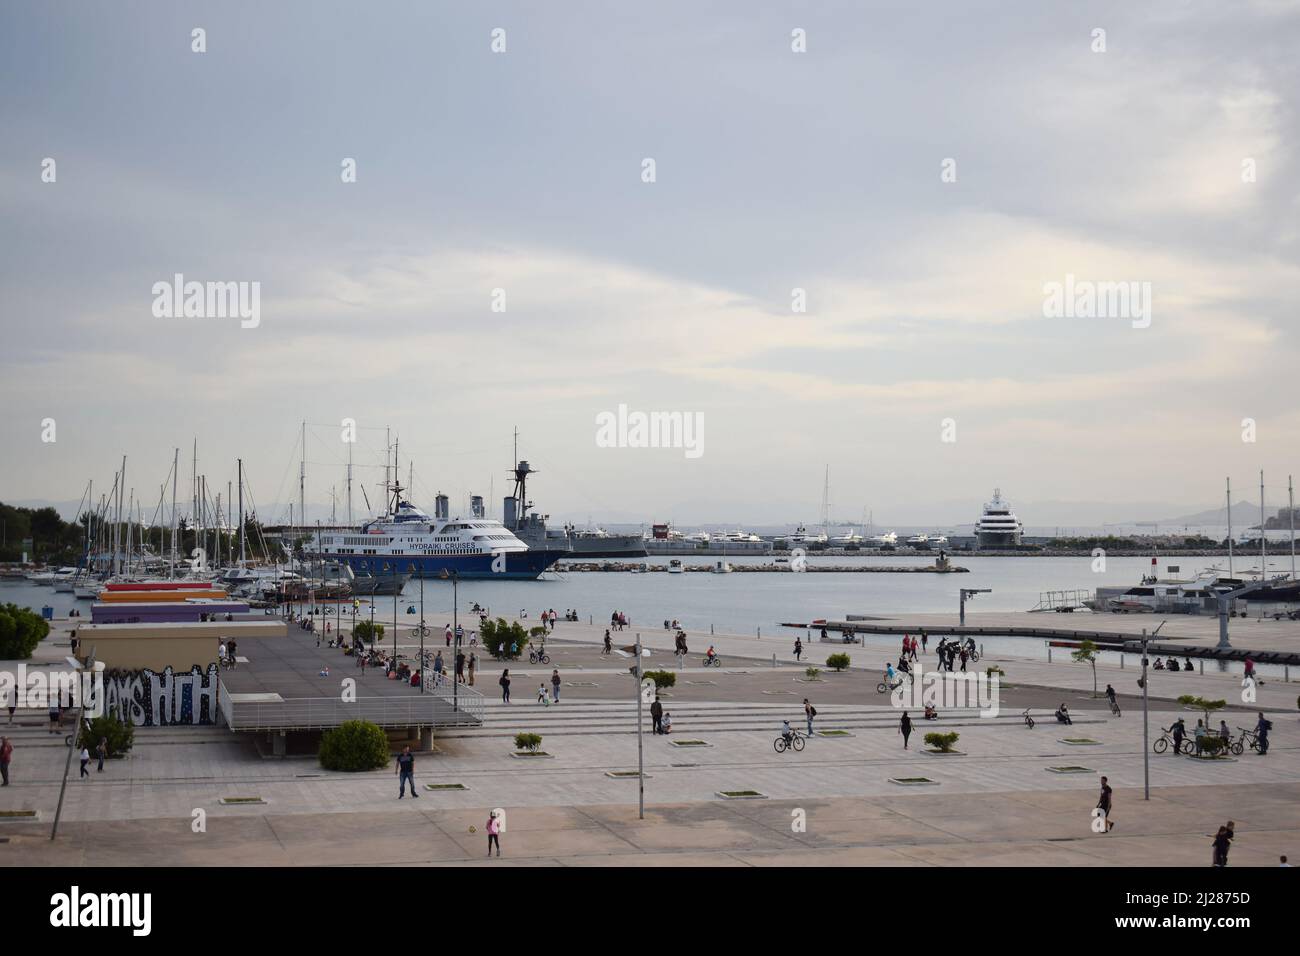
<box><xmin>529</xmin><ymin>646</ymin><xmax>551</xmax><ymax>665</ymax></box>
<box><xmin>703</xmin><ymin>655</ymin><xmax>722</xmax><ymax>668</ymax></box>
<box><xmin>1108</xmin><ymin>697</ymin><xmax>1122</xmax><ymax>717</ymax></box>
<box><xmin>1231</xmin><ymin>727</ymin><xmax>1262</xmax><ymax>756</ymax></box>
<box><xmin>774</xmin><ymin>730</ymin><xmax>806</xmax><ymax>753</ymax></box>
<box><xmin>1153</xmin><ymin>728</ymin><xmax>1194</xmax><ymax>755</ymax></box>
<box><xmin>876</xmin><ymin>677</ymin><xmax>907</xmax><ymax>694</ymax></box>
<box><xmin>1022</xmin><ymin>708</ymin><xmax>1035</xmax><ymax>729</ymax></box>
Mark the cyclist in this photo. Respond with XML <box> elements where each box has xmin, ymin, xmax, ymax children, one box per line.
<box><xmin>781</xmin><ymin>719</ymin><xmax>794</xmax><ymax>747</ymax></box>
<box><xmin>1168</xmin><ymin>717</ymin><xmax>1186</xmax><ymax>753</ymax></box>
<box><xmin>1105</xmin><ymin>684</ymin><xmax>1117</xmax><ymax>708</ymax></box>
<box><xmin>884</xmin><ymin>662</ymin><xmax>896</xmax><ymax>686</ymax></box>
<box><xmin>706</xmin><ymin>645</ymin><xmax>717</xmax><ymax>665</ymax></box>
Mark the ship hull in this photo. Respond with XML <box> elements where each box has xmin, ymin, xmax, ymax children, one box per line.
<box><xmin>325</xmin><ymin>549</ymin><xmax>566</xmax><ymax>581</ymax></box>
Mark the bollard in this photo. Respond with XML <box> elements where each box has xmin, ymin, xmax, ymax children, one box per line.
<box><xmin>1048</xmin><ymin>645</ymin><xmax>1053</xmax><ymax>664</ymax></box>
<box><xmin>1120</xmin><ymin>653</ymin><xmax>1124</xmax><ymax>669</ymax></box>
<box><xmin>772</xmin><ymin>654</ymin><xmax>777</xmax><ymax>668</ymax></box>
<box><xmin>711</xmin><ymin>623</ymin><xmax>714</xmax><ymax>635</ymax></box>
<box><xmin>758</xmin><ymin>627</ymin><xmax>761</xmax><ymax>639</ymax></box>
<box><xmin>1286</xmin><ymin>665</ymin><xmax>1290</xmax><ymax>683</ymax></box>
<box><xmin>1200</xmin><ymin>660</ymin><xmax>1204</xmax><ymax>675</ymax></box>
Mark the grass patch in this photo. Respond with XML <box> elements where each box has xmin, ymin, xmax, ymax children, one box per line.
<box><xmin>1046</xmin><ymin>766</ymin><xmax>1095</xmax><ymax>774</ymax></box>
<box><xmin>511</xmin><ymin>751</ymin><xmax>552</xmax><ymax>758</ymax></box>
<box><xmin>889</xmin><ymin>776</ymin><xmax>938</xmax><ymax>786</ymax></box>
<box><xmin>605</xmin><ymin>770</ymin><xmax>650</xmax><ymax>778</ymax></box>
<box><xmin>219</xmin><ymin>797</ymin><xmax>266</xmax><ymax>805</ymax></box>
<box><xmin>716</xmin><ymin>790</ymin><xmax>766</xmax><ymax>799</ymax></box>
<box><xmin>424</xmin><ymin>782</ymin><xmax>468</xmax><ymax>791</ymax></box>
<box><xmin>0</xmin><ymin>809</ymin><xmax>39</xmax><ymax>819</ymax></box>
<box><xmin>816</xmin><ymin>729</ymin><xmax>853</xmax><ymax>737</ymax></box>
<box><xmin>670</xmin><ymin>739</ymin><xmax>710</xmax><ymax>747</ymax></box>
<box><xmin>1060</xmin><ymin>738</ymin><xmax>1101</xmax><ymax>746</ymax></box>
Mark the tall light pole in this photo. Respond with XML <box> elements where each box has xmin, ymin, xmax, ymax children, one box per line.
<box><xmin>441</xmin><ymin>568</ymin><xmax>460</xmax><ymax>713</ymax></box>
<box><xmin>635</xmin><ymin>633</ymin><xmax>645</xmax><ymax>820</ymax></box>
<box><xmin>959</xmin><ymin>588</ymin><xmax>991</xmax><ymax>626</ymax></box>
<box><xmin>411</xmin><ymin>564</ymin><xmax>424</xmax><ymax>694</ymax></box>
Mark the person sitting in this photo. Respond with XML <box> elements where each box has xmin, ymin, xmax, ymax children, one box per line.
<box><xmin>661</xmin><ymin>712</ymin><xmax>672</xmax><ymax>734</ymax></box>
<box><xmin>923</xmin><ymin>704</ymin><xmax>938</xmax><ymax>720</ymax></box>
<box><xmin>897</xmin><ymin>657</ymin><xmax>911</xmax><ymax>675</ymax></box>
<box><xmin>1055</xmin><ymin>704</ymin><xmax>1072</xmax><ymax>725</ymax></box>
<box><xmin>1184</xmin><ymin>657</ymin><xmax>1194</xmax><ymax>671</ymax></box>
<box><xmin>663</xmin><ymin>619</ymin><xmax>671</xmax><ymax>630</ymax></box>
<box><xmin>1168</xmin><ymin>658</ymin><xmax>1180</xmax><ymax>671</ymax></box>
<box><xmin>1153</xmin><ymin>657</ymin><xmax>1165</xmax><ymax>670</ymax></box>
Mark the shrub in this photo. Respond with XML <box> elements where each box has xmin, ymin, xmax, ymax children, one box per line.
<box><xmin>641</xmin><ymin>670</ymin><xmax>676</xmax><ymax>689</ymax></box>
<box><xmin>319</xmin><ymin>720</ymin><xmax>390</xmax><ymax>771</ymax></box>
<box><xmin>481</xmin><ymin>617</ymin><xmax>530</xmax><ymax>659</ymax></box>
<box><xmin>986</xmin><ymin>665</ymin><xmax>1005</xmax><ymax>679</ymax></box>
<box><xmin>924</xmin><ymin>731</ymin><xmax>960</xmax><ymax>753</ymax></box>
<box><xmin>351</xmin><ymin>620</ymin><xmax>384</xmax><ymax>645</ymax></box>
<box><xmin>514</xmin><ymin>732</ymin><xmax>543</xmax><ymax>752</ymax></box>
<box><xmin>826</xmin><ymin>653</ymin><xmax>850</xmax><ymax>672</ymax></box>
<box><xmin>805</xmin><ymin>666</ymin><xmax>821</xmax><ymax>680</ymax></box>
<box><xmin>528</xmin><ymin>626</ymin><xmax>548</xmax><ymax>639</ymax></box>
<box><xmin>1178</xmin><ymin>695</ymin><xmax>1227</xmax><ymax>726</ymax></box>
<box><xmin>0</xmin><ymin>603</ymin><xmax>50</xmax><ymax>659</ymax></box>
<box><xmin>77</xmin><ymin>714</ymin><xmax>134</xmax><ymax>756</ymax></box>
<box><xmin>1199</xmin><ymin>736</ymin><xmax>1227</xmax><ymax>756</ymax></box>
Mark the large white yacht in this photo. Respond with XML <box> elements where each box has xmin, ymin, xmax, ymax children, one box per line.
<box><xmin>975</xmin><ymin>489</ymin><xmax>1024</xmax><ymax>548</ymax></box>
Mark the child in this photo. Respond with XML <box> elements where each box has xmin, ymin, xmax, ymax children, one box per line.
<box><xmin>537</xmin><ymin>683</ymin><xmax>549</xmax><ymax>706</ymax></box>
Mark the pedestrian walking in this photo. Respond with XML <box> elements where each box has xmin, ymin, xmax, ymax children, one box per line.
<box><xmin>396</xmin><ymin>746</ymin><xmax>418</xmax><ymax>798</ymax></box>
<box><xmin>433</xmin><ymin>651</ymin><xmax>444</xmax><ymax>683</ymax></box>
<box><xmin>48</xmin><ymin>702</ymin><xmax>60</xmax><ymax>735</ymax></box>
<box><xmin>95</xmin><ymin>736</ymin><xmax>107</xmax><ymax>772</ymax></box>
<box><xmin>920</xmin><ymin>631</ymin><xmax>927</xmax><ymax>654</ymax></box>
<box><xmin>79</xmin><ymin>746</ymin><xmax>90</xmax><ymax>778</ymax></box>
<box><xmin>0</xmin><ymin>736</ymin><xmax>12</xmax><ymax>786</ymax></box>
<box><xmin>455</xmin><ymin>650</ymin><xmax>466</xmax><ymax>684</ymax></box>
<box><xmin>650</xmin><ymin>695</ymin><xmax>663</xmax><ymax>734</ymax></box>
<box><xmin>7</xmin><ymin>684</ymin><xmax>16</xmax><ymax>724</ymax></box>
<box><xmin>1097</xmin><ymin>776</ymin><xmax>1114</xmax><ymax>832</ymax></box>
<box><xmin>499</xmin><ymin>669</ymin><xmax>511</xmax><ymax>704</ymax></box>
<box><xmin>445</xmin><ymin>625</ymin><xmax>452</xmax><ymax>648</ymax></box>
<box><xmin>803</xmin><ymin>698</ymin><xmax>816</xmax><ymax>736</ymax></box>
<box><xmin>550</xmin><ymin>668</ymin><xmax>561</xmax><ymax>703</ymax></box>
<box><xmin>1212</xmin><ymin>825</ymin><xmax>1232</xmax><ymax>867</ymax></box>
<box><xmin>487</xmin><ymin>810</ymin><xmax>502</xmax><ymax>857</ymax></box>
<box><xmin>227</xmin><ymin>639</ymin><xmax>237</xmax><ymax>668</ymax></box>
<box><xmin>793</xmin><ymin>637</ymin><xmax>803</xmax><ymax>662</ymax></box>
<box><xmin>899</xmin><ymin>711</ymin><xmax>912</xmax><ymax>749</ymax></box>
<box><xmin>603</xmin><ymin>630</ymin><xmax>612</xmax><ymax>654</ymax></box>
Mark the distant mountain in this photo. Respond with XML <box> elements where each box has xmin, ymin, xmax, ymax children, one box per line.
<box><xmin>1152</xmin><ymin>500</ymin><xmax>1285</xmax><ymax>528</ymax></box>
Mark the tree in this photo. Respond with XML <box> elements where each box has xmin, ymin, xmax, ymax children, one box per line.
<box><xmin>319</xmin><ymin>720</ymin><xmax>390</xmax><ymax>771</ymax></box>
<box><xmin>1178</xmin><ymin>695</ymin><xmax>1226</xmax><ymax>728</ymax></box>
<box><xmin>825</xmin><ymin>653</ymin><xmax>851</xmax><ymax>672</ymax></box>
<box><xmin>1072</xmin><ymin>639</ymin><xmax>1099</xmax><ymax>697</ymax></box>
<box><xmin>352</xmin><ymin>620</ymin><xmax>384</xmax><ymax>645</ymax></box>
<box><xmin>480</xmin><ymin>617</ymin><xmax>529</xmax><ymax>659</ymax></box>
<box><xmin>0</xmin><ymin>603</ymin><xmax>50</xmax><ymax>659</ymax></box>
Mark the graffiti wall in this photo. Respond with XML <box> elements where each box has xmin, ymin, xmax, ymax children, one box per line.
<box><xmin>102</xmin><ymin>664</ymin><xmax>219</xmax><ymax>726</ymax></box>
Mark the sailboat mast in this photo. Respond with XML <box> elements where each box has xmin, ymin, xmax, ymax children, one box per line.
<box><xmin>238</xmin><ymin>458</ymin><xmax>245</xmax><ymax>565</ymax></box>
<box><xmin>1226</xmin><ymin>477</ymin><xmax>1234</xmax><ymax>578</ymax></box>
<box><xmin>300</xmin><ymin>420</ymin><xmax>306</xmax><ymax>532</ymax></box>
<box><xmin>1261</xmin><ymin>470</ymin><xmax>1266</xmax><ymax>576</ymax></box>
<box><xmin>170</xmin><ymin>448</ymin><xmax>179</xmax><ymax>579</ymax></box>
<box><xmin>346</xmin><ymin>442</ymin><xmax>353</xmax><ymax>527</ymax></box>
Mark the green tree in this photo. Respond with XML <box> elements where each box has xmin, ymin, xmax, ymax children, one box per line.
<box><xmin>826</xmin><ymin>653</ymin><xmax>850</xmax><ymax>672</ymax></box>
<box><xmin>1178</xmin><ymin>695</ymin><xmax>1227</xmax><ymax>727</ymax></box>
<box><xmin>480</xmin><ymin>617</ymin><xmax>529</xmax><ymax>659</ymax></box>
<box><xmin>352</xmin><ymin>620</ymin><xmax>384</xmax><ymax>645</ymax></box>
<box><xmin>0</xmin><ymin>603</ymin><xmax>51</xmax><ymax>658</ymax></box>
<box><xmin>1072</xmin><ymin>639</ymin><xmax>1100</xmax><ymax>697</ymax></box>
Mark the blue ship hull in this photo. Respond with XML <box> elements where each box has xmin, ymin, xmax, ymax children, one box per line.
<box><xmin>323</xmin><ymin>549</ymin><xmax>566</xmax><ymax>581</ymax></box>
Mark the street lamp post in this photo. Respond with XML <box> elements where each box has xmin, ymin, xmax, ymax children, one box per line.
<box><xmin>411</xmin><ymin>564</ymin><xmax>424</xmax><ymax>694</ymax></box>
<box><xmin>635</xmin><ymin>633</ymin><xmax>645</xmax><ymax>820</ymax></box>
<box><xmin>441</xmin><ymin>568</ymin><xmax>460</xmax><ymax>712</ymax></box>
<box><xmin>1141</xmin><ymin>627</ymin><xmax>1150</xmax><ymax>800</ymax></box>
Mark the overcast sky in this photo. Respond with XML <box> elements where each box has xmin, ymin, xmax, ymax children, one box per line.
<box><xmin>1</xmin><ymin>1</ymin><xmax>1297</xmax><ymax>528</ymax></box>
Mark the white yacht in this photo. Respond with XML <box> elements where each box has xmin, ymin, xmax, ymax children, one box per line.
<box><xmin>867</xmin><ymin>531</ymin><xmax>898</xmax><ymax>548</ymax></box>
<box><xmin>830</xmin><ymin>528</ymin><xmax>864</xmax><ymax>545</ymax></box>
<box><xmin>789</xmin><ymin>524</ymin><xmax>828</xmax><ymax>545</ymax></box>
<box><xmin>975</xmin><ymin>489</ymin><xmax>1024</xmax><ymax>548</ymax></box>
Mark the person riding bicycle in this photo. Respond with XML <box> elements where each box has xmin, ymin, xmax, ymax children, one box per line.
<box><xmin>781</xmin><ymin>719</ymin><xmax>794</xmax><ymax>745</ymax></box>
<box><xmin>885</xmin><ymin>662</ymin><xmax>896</xmax><ymax>685</ymax></box>
<box><xmin>706</xmin><ymin>645</ymin><xmax>716</xmax><ymax>664</ymax></box>
<box><xmin>1105</xmin><ymin>684</ymin><xmax>1117</xmax><ymax>706</ymax></box>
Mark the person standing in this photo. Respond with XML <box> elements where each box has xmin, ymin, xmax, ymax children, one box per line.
<box><xmin>468</xmin><ymin>652</ymin><xmax>477</xmax><ymax>686</ymax></box>
<box><xmin>550</xmin><ymin>668</ymin><xmax>561</xmax><ymax>704</ymax></box>
<box><xmin>486</xmin><ymin>810</ymin><xmax>502</xmax><ymax>857</ymax></box>
<box><xmin>396</xmin><ymin>746</ymin><xmax>418</xmax><ymax>799</ymax></box>
<box><xmin>603</xmin><ymin>630</ymin><xmax>612</xmax><ymax>654</ymax></box>
<box><xmin>445</xmin><ymin>625</ymin><xmax>453</xmax><ymax>648</ymax></box>
<box><xmin>433</xmin><ymin>651</ymin><xmax>444</xmax><ymax>685</ymax></box>
<box><xmin>95</xmin><ymin>736</ymin><xmax>107</xmax><ymax>773</ymax></box>
<box><xmin>803</xmin><ymin>698</ymin><xmax>816</xmax><ymax>737</ymax></box>
<box><xmin>7</xmin><ymin>684</ymin><xmax>16</xmax><ymax>724</ymax></box>
<box><xmin>1096</xmin><ymin>776</ymin><xmax>1114</xmax><ymax>832</ymax></box>
<box><xmin>1255</xmin><ymin>712</ymin><xmax>1272</xmax><ymax>755</ymax></box>
<box><xmin>48</xmin><ymin>701</ymin><xmax>60</xmax><ymax>735</ymax></box>
<box><xmin>227</xmin><ymin>639</ymin><xmax>237</xmax><ymax>668</ymax></box>
<box><xmin>920</xmin><ymin>631</ymin><xmax>928</xmax><ymax>654</ymax></box>
<box><xmin>650</xmin><ymin>695</ymin><xmax>663</xmax><ymax>734</ymax></box>
<box><xmin>0</xmin><ymin>736</ymin><xmax>12</xmax><ymax>786</ymax></box>
<box><xmin>79</xmin><ymin>745</ymin><xmax>90</xmax><ymax>778</ymax></box>
<box><xmin>899</xmin><ymin>711</ymin><xmax>912</xmax><ymax>749</ymax></box>
<box><xmin>499</xmin><ymin>669</ymin><xmax>511</xmax><ymax>704</ymax></box>
<box><xmin>455</xmin><ymin>650</ymin><xmax>466</xmax><ymax>684</ymax></box>
<box><xmin>793</xmin><ymin>637</ymin><xmax>803</xmax><ymax>662</ymax></box>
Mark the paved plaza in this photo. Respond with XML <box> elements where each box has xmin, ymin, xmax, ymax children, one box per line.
<box><xmin>2</xmin><ymin>612</ymin><xmax>1296</xmax><ymax>865</ymax></box>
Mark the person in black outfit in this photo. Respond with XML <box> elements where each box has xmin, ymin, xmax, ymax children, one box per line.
<box><xmin>650</xmin><ymin>696</ymin><xmax>663</xmax><ymax>734</ymax></box>
<box><xmin>899</xmin><ymin>711</ymin><xmax>913</xmax><ymax>749</ymax></box>
<box><xmin>1096</xmin><ymin>776</ymin><xmax>1114</xmax><ymax>832</ymax></box>
<box><xmin>396</xmin><ymin>746</ymin><xmax>418</xmax><ymax>799</ymax></box>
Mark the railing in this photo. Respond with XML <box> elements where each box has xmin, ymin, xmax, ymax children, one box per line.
<box><xmin>218</xmin><ymin>679</ymin><xmax>485</xmax><ymax>731</ymax></box>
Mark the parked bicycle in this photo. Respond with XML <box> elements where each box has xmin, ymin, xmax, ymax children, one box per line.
<box><xmin>774</xmin><ymin>730</ymin><xmax>806</xmax><ymax>753</ymax></box>
<box><xmin>1153</xmin><ymin>728</ymin><xmax>1194</xmax><ymax>755</ymax></box>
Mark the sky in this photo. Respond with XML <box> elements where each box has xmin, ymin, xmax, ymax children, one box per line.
<box><xmin>1</xmin><ymin>0</ymin><xmax>1298</xmax><ymax>529</ymax></box>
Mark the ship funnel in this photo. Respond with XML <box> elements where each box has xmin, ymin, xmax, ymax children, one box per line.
<box><xmin>434</xmin><ymin>493</ymin><xmax>449</xmax><ymax>521</ymax></box>
<box><xmin>471</xmin><ymin>495</ymin><xmax>485</xmax><ymax>518</ymax></box>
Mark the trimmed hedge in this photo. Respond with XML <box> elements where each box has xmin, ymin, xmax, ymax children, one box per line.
<box><xmin>924</xmin><ymin>731</ymin><xmax>960</xmax><ymax>753</ymax></box>
<box><xmin>319</xmin><ymin>720</ymin><xmax>390</xmax><ymax>771</ymax></box>
<box><xmin>826</xmin><ymin>653</ymin><xmax>850</xmax><ymax>672</ymax></box>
